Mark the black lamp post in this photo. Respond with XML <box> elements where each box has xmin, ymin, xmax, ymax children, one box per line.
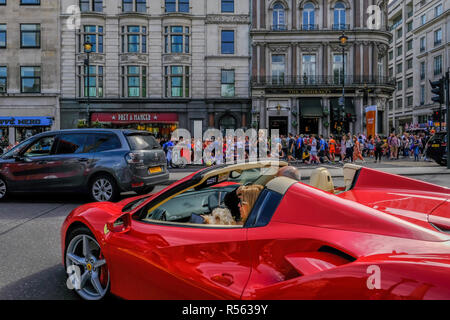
<box><xmin>339</xmin><ymin>32</ymin><xmax>348</xmax><ymax>125</ymax></box>
<box><xmin>83</xmin><ymin>40</ymin><xmax>93</xmax><ymax>127</ymax></box>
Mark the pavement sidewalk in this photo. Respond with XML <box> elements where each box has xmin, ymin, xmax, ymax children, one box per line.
<box><xmin>164</xmin><ymin>164</ymin><xmax>450</xmax><ymax>184</ymax></box>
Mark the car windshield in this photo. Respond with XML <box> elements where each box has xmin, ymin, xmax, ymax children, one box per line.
<box><xmin>126</xmin><ymin>134</ymin><xmax>161</xmax><ymax>151</ymax></box>
<box><xmin>1</xmin><ymin>138</ymin><xmax>33</xmax><ymax>159</ymax></box>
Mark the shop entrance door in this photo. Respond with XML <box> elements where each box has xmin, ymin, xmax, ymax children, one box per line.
<box><xmin>300</xmin><ymin>118</ymin><xmax>319</xmax><ymax>135</ymax></box>
<box><xmin>269</xmin><ymin>117</ymin><xmax>288</xmax><ymax>136</ymax></box>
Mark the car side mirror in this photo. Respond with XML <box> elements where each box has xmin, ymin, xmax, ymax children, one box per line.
<box><xmin>107</xmin><ymin>213</ymin><xmax>132</xmax><ymax>234</ymax></box>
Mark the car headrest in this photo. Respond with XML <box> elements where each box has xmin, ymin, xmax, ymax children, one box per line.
<box><xmin>309</xmin><ymin>167</ymin><xmax>334</xmax><ymax>193</ymax></box>
<box><xmin>343</xmin><ymin>164</ymin><xmax>362</xmax><ymax>190</ymax></box>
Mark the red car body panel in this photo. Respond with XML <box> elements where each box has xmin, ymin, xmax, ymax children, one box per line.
<box><xmin>61</xmin><ymin>166</ymin><xmax>450</xmax><ymax>300</ymax></box>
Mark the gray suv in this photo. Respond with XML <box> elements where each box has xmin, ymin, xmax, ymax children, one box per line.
<box><xmin>0</xmin><ymin>129</ymin><xmax>169</xmax><ymax>202</ymax></box>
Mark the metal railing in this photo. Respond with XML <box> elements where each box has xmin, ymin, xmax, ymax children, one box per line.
<box><xmin>271</xmin><ymin>24</ymin><xmax>288</xmax><ymax>31</ymax></box>
<box><xmin>251</xmin><ymin>75</ymin><xmax>396</xmax><ymax>87</ymax></box>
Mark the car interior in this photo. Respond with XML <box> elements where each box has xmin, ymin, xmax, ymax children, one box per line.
<box><xmin>140</xmin><ymin>163</ymin><xmax>362</xmax><ymax>227</ymax></box>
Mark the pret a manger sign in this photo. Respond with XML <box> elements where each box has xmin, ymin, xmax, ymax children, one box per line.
<box><xmin>91</xmin><ymin>112</ymin><xmax>179</xmax><ymax>124</ymax></box>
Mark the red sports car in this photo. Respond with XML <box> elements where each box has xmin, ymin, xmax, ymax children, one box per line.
<box><xmin>61</xmin><ymin>161</ymin><xmax>450</xmax><ymax>300</ymax></box>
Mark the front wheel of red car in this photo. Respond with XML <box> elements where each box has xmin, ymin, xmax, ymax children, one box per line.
<box><xmin>65</xmin><ymin>226</ymin><xmax>110</xmax><ymax>300</ymax></box>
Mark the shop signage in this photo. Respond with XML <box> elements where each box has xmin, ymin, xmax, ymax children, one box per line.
<box><xmin>91</xmin><ymin>112</ymin><xmax>179</xmax><ymax>124</ymax></box>
<box><xmin>0</xmin><ymin>117</ymin><xmax>53</xmax><ymax>127</ymax></box>
<box><xmin>265</xmin><ymin>88</ymin><xmax>356</xmax><ymax>95</ymax></box>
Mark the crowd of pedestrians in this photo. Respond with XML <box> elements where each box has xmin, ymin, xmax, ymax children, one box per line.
<box><xmin>158</xmin><ymin>130</ymin><xmax>433</xmax><ymax>167</ymax></box>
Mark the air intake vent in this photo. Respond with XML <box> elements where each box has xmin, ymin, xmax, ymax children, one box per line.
<box><xmin>318</xmin><ymin>246</ymin><xmax>356</xmax><ymax>262</ymax></box>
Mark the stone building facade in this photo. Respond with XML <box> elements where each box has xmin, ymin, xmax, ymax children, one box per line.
<box><xmin>250</xmin><ymin>0</ymin><xmax>395</xmax><ymax>137</ymax></box>
<box><xmin>59</xmin><ymin>0</ymin><xmax>252</xmax><ymax>138</ymax></box>
<box><xmin>0</xmin><ymin>0</ymin><xmax>61</xmax><ymax>145</ymax></box>
<box><xmin>412</xmin><ymin>0</ymin><xmax>449</xmax><ymax>130</ymax></box>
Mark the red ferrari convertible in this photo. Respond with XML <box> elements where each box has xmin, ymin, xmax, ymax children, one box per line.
<box><xmin>61</xmin><ymin>161</ymin><xmax>450</xmax><ymax>300</ymax></box>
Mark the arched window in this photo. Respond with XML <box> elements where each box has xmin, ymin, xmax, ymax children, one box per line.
<box><xmin>302</xmin><ymin>2</ymin><xmax>316</xmax><ymax>30</ymax></box>
<box><xmin>333</xmin><ymin>2</ymin><xmax>347</xmax><ymax>30</ymax></box>
<box><xmin>272</xmin><ymin>3</ymin><xmax>286</xmax><ymax>30</ymax></box>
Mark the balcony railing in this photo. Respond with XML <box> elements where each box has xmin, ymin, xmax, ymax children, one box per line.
<box><xmin>254</xmin><ymin>25</ymin><xmax>390</xmax><ymax>32</ymax></box>
<box><xmin>332</xmin><ymin>24</ymin><xmax>350</xmax><ymax>30</ymax></box>
<box><xmin>301</xmin><ymin>24</ymin><xmax>319</xmax><ymax>31</ymax></box>
<box><xmin>271</xmin><ymin>24</ymin><xmax>288</xmax><ymax>31</ymax></box>
<box><xmin>251</xmin><ymin>75</ymin><xmax>396</xmax><ymax>87</ymax></box>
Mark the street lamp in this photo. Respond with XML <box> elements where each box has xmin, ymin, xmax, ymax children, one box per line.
<box><xmin>339</xmin><ymin>32</ymin><xmax>348</xmax><ymax>125</ymax></box>
<box><xmin>83</xmin><ymin>40</ymin><xmax>93</xmax><ymax>127</ymax></box>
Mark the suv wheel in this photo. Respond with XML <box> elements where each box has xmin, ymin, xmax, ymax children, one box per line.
<box><xmin>90</xmin><ymin>175</ymin><xmax>118</xmax><ymax>202</ymax></box>
<box><xmin>0</xmin><ymin>178</ymin><xmax>7</xmax><ymax>200</ymax></box>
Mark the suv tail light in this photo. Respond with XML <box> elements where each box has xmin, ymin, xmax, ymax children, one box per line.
<box><xmin>125</xmin><ymin>152</ymin><xmax>144</xmax><ymax>164</ymax></box>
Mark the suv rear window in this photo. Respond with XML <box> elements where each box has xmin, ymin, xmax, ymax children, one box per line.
<box><xmin>126</xmin><ymin>134</ymin><xmax>161</xmax><ymax>151</ymax></box>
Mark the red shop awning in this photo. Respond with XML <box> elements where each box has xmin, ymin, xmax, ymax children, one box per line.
<box><xmin>91</xmin><ymin>112</ymin><xmax>179</xmax><ymax>124</ymax></box>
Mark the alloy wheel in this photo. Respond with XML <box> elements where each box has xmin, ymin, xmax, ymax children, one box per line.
<box><xmin>92</xmin><ymin>178</ymin><xmax>113</xmax><ymax>202</ymax></box>
<box><xmin>0</xmin><ymin>179</ymin><xmax>6</xmax><ymax>199</ymax></box>
<box><xmin>66</xmin><ymin>234</ymin><xmax>109</xmax><ymax>300</ymax></box>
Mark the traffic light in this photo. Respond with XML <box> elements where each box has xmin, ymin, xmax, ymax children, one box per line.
<box><xmin>432</xmin><ymin>110</ymin><xmax>440</xmax><ymax>122</ymax></box>
<box><xmin>430</xmin><ymin>78</ymin><xmax>445</xmax><ymax>104</ymax></box>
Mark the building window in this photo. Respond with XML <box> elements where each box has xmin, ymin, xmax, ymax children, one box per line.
<box><xmin>122</xmin><ymin>26</ymin><xmax>147</xmax><ymax>53</ymax></box>
<box><xmin>420</xmin><ymin>61</ymin><xmax>425</xmax><ymax>80</ymax></box>
<box><xmin>388</xmin><ymin>50</ymin><xmax>393</xmax><ymax>60</ymax></box>
<box><xmin>123</xmin><ymin>0</ymin><xmax>146</xmax><ymax>13</ymax></box>
<box><xmin>79</xmin><ymin>65</ymin><xmax>103</xmax><ymax>97</ymax></box>
<box><xmin>407</xmin><ymin>21</ymin><xmax>413</xmax><ymax>33</ymax></box>
<box><xmin>20</xmin><ymin>0</ymin><xmax>40</xmax><ymax>4</ymax></box>
<box><xmin>397</xmin><ymin>28</ymin><xmax>402</xmax><ymax>38</ymax></box>
<box><xmin>420</xmin><ymin>85</ymin><xmax>425</xmax><ymax>105</ymax></box>
<box><xmin>221</xmin><ymin>0</ymin><xmax>234</xmax><ymax>13</ymax></box>
<box><xmin>407</xmin><ymin>39</ymin><xmax>413</xmax><ymax>51</ymax></box>
<box><xmin>378</xmin><ymin>58</ymin><xmax>384</xmax><ymax>77</ymax></box>
<box><xmin>0</xmin><ymin>0</ymin><xmax>5</xmax><ymax>4</ymax></box>
<box><xmin>396</xmin><ymin>62</ymin><xmax>402</xmax><ymax>74</ymax></box>
<box><xmin>20</xmin><ymin>66</ymin><xmax>41</xmax><ymax>93</ymax></box>
<box><xmin>165</xmin><ymin>66</ymin><xmax>189</xmax><ymax>98</ymax></box>
<box><xmin>221</xmin><ymin>70</ymin><xmax>235</xmax><ymax>97</ymax></box>
<box><xmin>0</xmin><ymin>66</ymin><xmax>6</xmax><ymax>93</ymax></box>
<box><xmin>389</xmin><ymin>100</ymin><xmax>393</xmax><ymax>111</ymax></box>
<box><xmin>397</xmin><ymin>46</ymin><xmax>402</xmax><ymax>56</ymax></box>
<box><xmin>165</xmin><ymin>0</ymin><xmax>189</xmax><ymax>13</ymax></box>
<box><xmin>434</xmin><ymin>29</ymin><xmax>442</xmax><ymax>46</ymax></box>
<box><xmin>407</xmin><ymin>77</ymin><xmax>413</xmax><ymax>88</ymax></box>
<box><xmin>0</xmin><ymin>25</ymin><xmax>5</xmax><ymax>48</ymax></box>
<box><xmin>435</xmin><ymin>4</ymin><xmax>443</xmax><ymax>17</ymax></box>
<box><xmin>20</xmin><ymin>24</ymin><xmax>40</xmax><ymax>48</ymax></box>
<box><xmin>333</xmin><ymin>53</ymin><xmax>347</xmax><ymax>84</ymax></box>
<box><xmin>272</xmin><ymin>3</ymin><xmax>286</xmax><ymax>30</ymax></box>
<box><xmin>420</xmin><ymin>14</ymin><xmax>426</xmax><ymax>26</ymax></box>
<box><xmin>397</xmin><ymin>98</ymin><xmax>403</xmax><ymax>109</ymax></box>
<box><xmin>434</xmin><ymin>55</ymin><xmax>442</xmax><ymax>75</ymax></box>
<box><xmin>407</xmin><ymin>96</ymin><xmax>413</xmax><ymax>107</ymax></box>
<box><xmin>333</xmin><ymin>2</ymin><xmax>347</xmax><ymax>30</ymax></box>
<box><xmin>389</xmin><ymin>67</ymin><xmax>393</xmax><ymax>77</ymax></box>
<box><xmin>407</xmin><ymin>58</ymin><xmax>413</xmax><ymax>70</ymax></box>
<box><xmin>272</xmin><ymin>55</ymin><xmax>285</xmax><ymax>84</ymax></box>
<box><xmin>122</xmin><ymin>66</ymin><xmax>146</xmax><ymax>97</ymax></box>
<box><xmin>397</xmin><ymin>80</ymin><xmax>402</xmax><ymax>91</ymax></box>
<box><xmin>302</xmin><ymin>54</ymin><xmax>316</xmax><ymax>84</ymax></box>
<box><xmin>164</xmin><ymin>26</ymin><xmax>189</xmax><ymax>54</ymax></box>
<box><xmin>80</xmin><ymin>25</ymin><xmax>103</xmax><ymax>53</ymax></box>
<box><xmin>302</xmin><ymin>2</ymin><xmax>316</xmax><ymax>30</ymax></box>
<box><xmin>221</xmin><ymin>30</ymin><xmax>235</xmax><ymax>54</ymax></box>
<box><xmin>420</xmin><ymin>37</ymin><xmax>425</xmax><ymax>52</ymax></box>
<box><xmin>80</xmin><ymin>0</ymin><xmax>103</xmax><ymax>12</ymax></box>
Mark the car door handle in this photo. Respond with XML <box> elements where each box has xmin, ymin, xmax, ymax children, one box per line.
<box><xmin>78</xmin><ymin>158</ymin><xmax>89</xmax><ymax>162</ymax></box>
<box><xmin>211</xmin><ymin>273</ymin><xmax>234</xmax><ymax>287</ymax></box>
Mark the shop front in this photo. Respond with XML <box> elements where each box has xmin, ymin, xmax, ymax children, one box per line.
<box><xmin>91</xmin><ymin>112</ymin><xmax>179</xmax><ymax>139</ymax></box>
<box><xmin>0</xmin><ymin>116</ymin><xmax>54</xmax><ymax>145</ymax></box>
<box><xmin>299</xmin><ymin>98</ymin><xmax>323</xmax><ymax>135</ymax></box>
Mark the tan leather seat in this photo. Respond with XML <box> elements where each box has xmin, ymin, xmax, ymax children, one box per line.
<box><xmin>343</xmin><ymin>164</ymin><xmax>362</xmax><ymax>190</ymax></box>
<box><xmin>309</xmin><ymin>167</ymin><xmax>334</xmax><ymax>193</ymax></box>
